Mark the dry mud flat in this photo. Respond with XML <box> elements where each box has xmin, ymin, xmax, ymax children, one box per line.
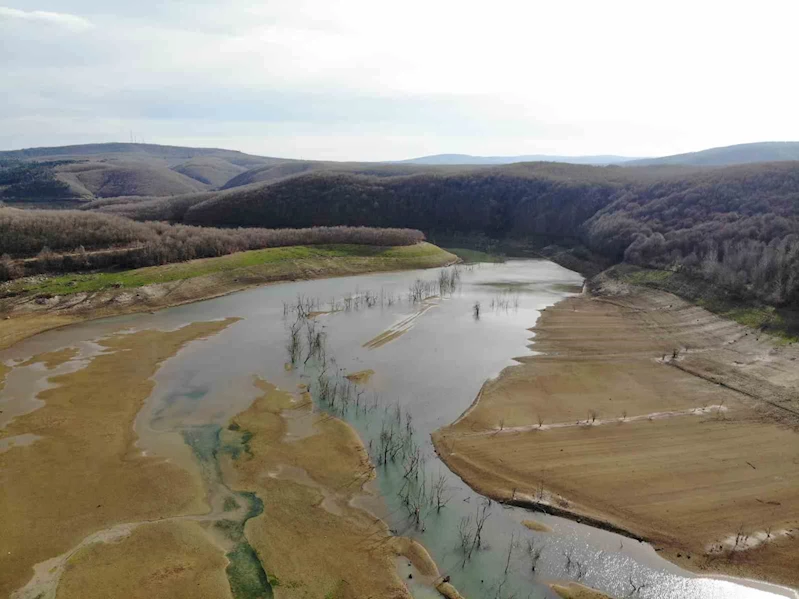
<box><xmin>0</xmin><ymin>320</ymin><xmax>238</xmax><ymax>598</ymax></box>
<box><xmin>433</xmin><ymin>282</ymin><xmax>799</xmax><ymax>589</ymax></box>
<box><xmin>1</xmin><ymin>321</ymin><xmax>440</xmax><ymax>598</ymax></box>
<box><xmin>221</xmin><ymin>378</ymin><xmax>418</xmax><ymax>598</ymax></box>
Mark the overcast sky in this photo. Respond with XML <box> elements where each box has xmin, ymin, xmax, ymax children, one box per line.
<box><xmin>1</xmin><ymin>1</ymin><xmax>797</xmax><ymax>160</ymax></box>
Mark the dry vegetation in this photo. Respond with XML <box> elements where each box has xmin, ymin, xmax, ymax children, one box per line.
<box><xmin>433</xmin><ymin>283</ymin><xmax>799</xmax><ymax>588</ymax></box>
<box><xmin>0</xmin><ymin>207</ymin><xmax>425</xmax><ymax>280</ymax></box>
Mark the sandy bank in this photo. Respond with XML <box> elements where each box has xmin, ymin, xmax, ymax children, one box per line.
<box><xmin>0</xmin><ymin>243</ymin><xmax>456</xmax><ymax>351</ymax></box>
<box><xmin>550</xmin><ymin>582</ymin><xmax>612</xmax><ymax>599</ymax></box>
<box><xmin>433</xmin><ymin>281</ymin><xmax>799</xmax><ymax>589</ymax></box>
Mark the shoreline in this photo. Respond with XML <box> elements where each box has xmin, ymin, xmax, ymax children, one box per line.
<box><xmin>0</xmin><ymin>242</ymin><xmax>457</xmax><ymax>351</ymax></box>
<box><xmin>432</xmin><ymin>280</ymin><xmax>799</xmax><ymax>592</ymax></box>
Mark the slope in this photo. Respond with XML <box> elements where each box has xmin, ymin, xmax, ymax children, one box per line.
<box><xmin>627</xmin><ymin>141</ymin><xmax>799</xmax><ymax>167</ymax></box>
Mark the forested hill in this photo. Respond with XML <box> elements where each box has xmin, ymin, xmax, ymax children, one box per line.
<box><xmin>87</xmin><ymin>160</ymin><xmax>799</xmax><ymax>307</ymax></box>
<box><xmin>627</xmin><ymin>142</ymin><xmax>799</xmax><ymax>167</ymax></box>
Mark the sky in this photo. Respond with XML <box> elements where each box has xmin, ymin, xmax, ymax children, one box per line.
<box><xmin>1</xmin><ymin>0</ymin><xmax>798</xmax><ymax>161</ymax></box>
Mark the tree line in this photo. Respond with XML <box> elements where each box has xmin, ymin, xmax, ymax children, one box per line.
<box><xmin>0</xmin><ymin>207</ymin><xmax>424</xmax><ymax>281</ymax></box>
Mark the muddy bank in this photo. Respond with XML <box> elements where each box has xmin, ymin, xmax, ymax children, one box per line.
<box><xmin>433</xmin><ymin>282</ymin><xmax>799</xmax><ymax>589</ymax></box>
<box><xmin>0</xmin><ymin>243</ymin><xmax>456</xmax><ymax>351</ymax></box>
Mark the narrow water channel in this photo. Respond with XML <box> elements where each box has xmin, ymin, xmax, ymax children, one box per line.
<box><xmin>2</xmin><ymin>260</ymin><xmax>796</xmax><ymax>599</ymax></box>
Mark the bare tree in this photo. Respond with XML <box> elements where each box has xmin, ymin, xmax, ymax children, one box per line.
<box><xmin>627</xmin><ymin>575</ymin><xmax>648</xmax><ymax>596</ymax></box>
<box><xmin>286</xmin><ymin>318</ymin><xmax>303</xmax><ymax>364</ymax></box>
<box><xmin>431</xmin><ymin>473</ymin><xmax>452</xmax><ymax>512</ymax></box>
<box><xmin>473</xmin><ymin>498</ymin><xmax>492</xmax><ymax>550</ymax></box>
<box><xmin>457</xmin><ymin>515</ymin><xmax>475</xmax><ymax>562</ymax></box>
<box><xmin>504</xmin><ymin>531</ymin><xmax>518</xmax><ymax>575</ymax></box>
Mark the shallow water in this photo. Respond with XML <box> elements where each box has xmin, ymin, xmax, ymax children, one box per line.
<box><xmin>1</xmin><ymin>260</ymin><xmax>796</xmax><ymax>599</ymax></box>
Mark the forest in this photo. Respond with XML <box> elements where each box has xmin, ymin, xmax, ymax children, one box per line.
<box><xmin>0</xmin><ymin>160</ymin><xmax>74</xmax><ymax>200</ymax></box>
<box><xmin>0</xmin><ymin>208</ymin><xmax>424</xmax><ymax>281</ymax></box>
<box><xmin>88</xmin><ymin>161</ymin><xmax>799</xmax><ymax>307</ymax></box>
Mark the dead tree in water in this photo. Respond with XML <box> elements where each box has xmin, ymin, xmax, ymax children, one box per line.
<box><xmin>474</xmin><ymin>498</ymin><xmax>491</xmax><ymax>550</ymax></box>
<box><xmin>458</xmin><ymin>515</ymin><xmax>475</xmax><ymax>562</ymax></box>
<box><xmin>504</xmin><ymin>531</ymin><xmax>518</xmax><ymax>575</ymax></box>
<box><xmin>526</xmin><ymin>538</ymin><xmax>544</xmax><ymax>571</ymax></box>
<box><xmin>431</xmin><ymin>472</ymin><xmax>452</xmax><ymax>512</ymax></box>
<box><xmin>627</xmin><ymin>575</ymin><xmax>648</xmax><ymax>596</ymax></box>
<box><xmin>286</xmin><ymin>318</ymin><xmax>303</xmax><ymax>364</ymax></box>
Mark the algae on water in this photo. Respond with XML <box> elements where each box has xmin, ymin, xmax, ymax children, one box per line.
<box><xmin>182</xmin><ymin>426</ymin><xmax>273</xmax><ymax>599</ymax></box>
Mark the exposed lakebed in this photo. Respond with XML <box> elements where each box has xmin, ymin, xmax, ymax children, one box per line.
<box><xmin>1</xmin><ymin>260</ymin><xmax>796</xmax><ymax>599</ymax></box>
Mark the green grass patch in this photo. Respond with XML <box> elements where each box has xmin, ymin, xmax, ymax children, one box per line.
<box><xmin>445</xmin><ymin>247</ymin><xmax>505</xmax><ymax>263</ymax></box>
<box><xmin>619</xmin><ymin>268</ymin><xmax>675</xmax><ymax>285</ymax></box>
<box><xmin>7</xmin><ymin>243</ymin><xmax>452</xmax><ymax>297</ymax></box>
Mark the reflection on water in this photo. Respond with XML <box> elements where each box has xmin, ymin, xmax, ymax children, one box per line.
<box><xmin>1</xmin><ymin>260</ymin><xmax>796</xmax><ymax>599</ymax></box>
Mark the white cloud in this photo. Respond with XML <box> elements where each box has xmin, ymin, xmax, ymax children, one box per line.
<box><xmin>1</xmin><ymin>0</ymin><xmax>798</xmax><ymax>159</ymax></box>
<box><xmin>0</xmin><ymin>6</ymin><xmax>92</xmax><ymax>30</ymax></box>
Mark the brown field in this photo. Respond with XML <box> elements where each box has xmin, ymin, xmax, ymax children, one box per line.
<box><xmin>433</xmin><ymin>284</ymin><xmax>799</xmax><ymax>589</ymax></box>
<box><xmin>221</xmin><ymin>378</ymin><xmax>415</xmax><ymax>598</ymax></box>
<box><xmin>0</xmin><ymin>319</ymin><xmax>237</xmax><ymax>598</ymax></box>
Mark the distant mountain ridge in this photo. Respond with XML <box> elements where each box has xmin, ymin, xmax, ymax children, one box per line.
<box><xmin>398</xmin><ymin>153</ymin><xmax>639</xmax><ymax>165</ymax></box>
<box><xmin>626</xmin><ymin>141</ymin><xmax>799</xmax><ymax>167</ymax></box>
<box><xmin>3</xmin><ymin>141</ymin><xmax>799</xmax><ymax>203</ymax></box>
<box><xmin>0</xmin><ymin>142</ymin><xmax>274</xmax><ymax>168</ymax></box>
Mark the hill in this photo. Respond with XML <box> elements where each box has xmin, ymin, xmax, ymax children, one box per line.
<box><xmin>0</xmin><ymin>143</ymin><xmax>290</xmax><ymax>202</ymax></box>
<box><xmin>53</xmin><ymin>160</ymin><xmax>211</xmax><ymax>198</ymax></box>
<box><xmin>88</xmin><ymin>160</ymin><xmax>799</xmax><ymax>308</ymax></box>
<box><xmin>627</xmin><ymin>141</ymin><xmax>799</xmax><ymax>167</ymax></box>
<box><xmin>0</xmin><ymin>143</ymin><xmax>464</xmax><ymax>202</ymax></box>
<box><xmin>220</xmin><ymin>160</ymin><xmax>471</xmax><ymax>189</ymax></box>
<box><xmin>399</xmin><ymin>153</ymin><xmax>639</xmax><ymax>165</ymax></box>
<box><xmin>170</xmin><ymin>157</ymin><xmax>248</xmax><ymax>188</ymax></box>
<box><xmin>0</xmin><ymin>142</ymin><xmax>272</xmax><ymax>168</ymax></box>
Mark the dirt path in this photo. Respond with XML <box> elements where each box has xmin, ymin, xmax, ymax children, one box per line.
<box><xmin>433</xmin><ymin>280</ymin><xmax>799</xmax><ymax>590</ymax></box>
